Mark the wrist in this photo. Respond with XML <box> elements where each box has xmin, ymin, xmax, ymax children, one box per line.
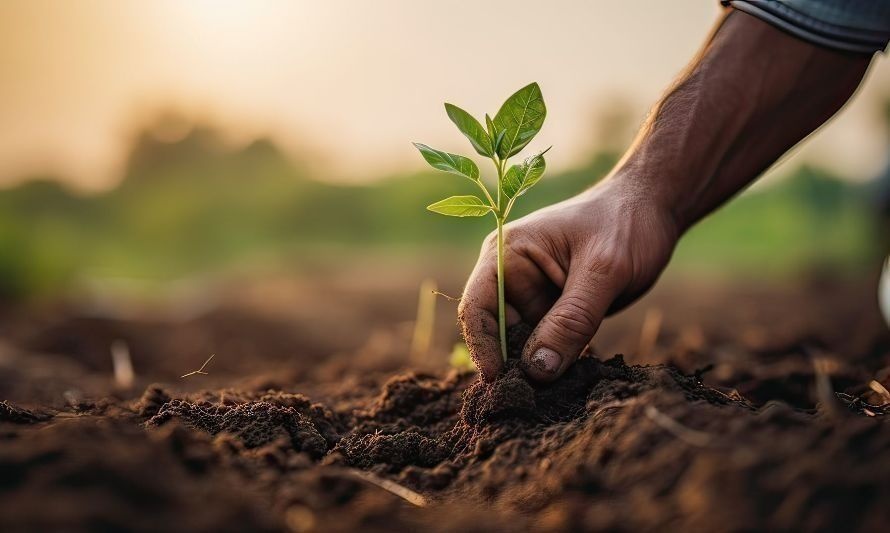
<box><xmin>567</xmin><ymin>164</ymin><xmax>681</xmax><ymax>253</ymax></box>
<box><xmin>599</xmin><ymin>159</ymin><xmax>686</xmax><ymax>239</ymax></box>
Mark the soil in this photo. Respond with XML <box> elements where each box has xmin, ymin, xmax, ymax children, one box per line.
<box><xmin>1</xmin><ymin>276</ymin><xmax>889</xmax><ymax>532</ymax></box>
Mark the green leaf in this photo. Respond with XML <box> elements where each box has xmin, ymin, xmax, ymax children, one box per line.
<box><xmin>485</xmin><ymin>113</ymin><xmax>506</xmax><ymax>155</ymax></box>
<box><xmin>445</xmin><ymin>104</ymin><xmax>493</xmax><ymax>157</ymax></box>
<box><xmin>494</xmin><ymin>130</ymin><xmax>506</xmax><ymax>155</ymax></box>
<box><xmin>427</xmin><ymin>195</ymin><xmax>492</xmax><ymax>217</ymax></box>
<box><xmin>412</xmin><ymin>143</ymin><xmax>479</xmax><ymax>182</ymax></box>
<box><xmin>501</xmin><ymin>148</ymin><xmax>549</xmax><ymax>198</ymax></box>
<box><xmin>493</xmin><ymin>82</ymin><xmax>546</xmax><ymax>159</ymax></box>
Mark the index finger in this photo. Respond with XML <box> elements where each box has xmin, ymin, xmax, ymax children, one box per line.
<box><xmin>458</xmin><ymin>252</ymin><xmax>504</xmax><ymax>381</ymax></box>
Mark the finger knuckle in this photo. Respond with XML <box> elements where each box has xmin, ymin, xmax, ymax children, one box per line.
<box><xmin>589</xmin><ymin>248</ymin><xmax>632</xmax><ymax>282</ymax></box>
<box><xmin>482</xmin><ymin>231</ymin><xmax>498</xmax><ymax>250</ymax></box>
<box><xmin>505</xmin><ymin>231</ymin><xmax>533</xmax><ymax>253</ymax></box>
<box><xmin>549</xmin><ymin>295</ymin><xmax>599</xmax><ymax>339</ymax></box>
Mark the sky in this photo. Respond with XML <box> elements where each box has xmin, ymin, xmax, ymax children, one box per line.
<box><xmin>1</xmin><ymin>0</ymin><xmax>890</xmax><ymax>191</ymax></box>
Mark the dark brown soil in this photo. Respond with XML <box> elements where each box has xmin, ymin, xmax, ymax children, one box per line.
<box><xmin>1</xmin><ymin>277</ymin><xmax>890</xmax><ymax>532</ymax></box>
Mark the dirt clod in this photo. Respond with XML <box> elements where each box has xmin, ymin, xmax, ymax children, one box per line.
<box><xmin>148</xmin><ymin>399</ymin><xmax>331</xmax><ymax>458</ymax></box>
<box><xmin>0</xmin><ymin>400</ymin><xmax>50</xmax><ymax>424</ymax></box>
<box><xmin>460</xmin><ymin>361</ymin><xmax>536</xmax><ymax>426</ymax></box>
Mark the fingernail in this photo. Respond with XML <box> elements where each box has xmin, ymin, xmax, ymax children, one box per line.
<box><xmin>529</xmin><ymin>348</ymin><xmax>562</xmax><ymax>375</ymax></box>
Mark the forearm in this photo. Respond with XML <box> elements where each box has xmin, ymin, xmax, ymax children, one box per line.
<box><xmin>611</xmin><ymin>11</ymin><xmax>871</xmax><ymax>232</ymax></box>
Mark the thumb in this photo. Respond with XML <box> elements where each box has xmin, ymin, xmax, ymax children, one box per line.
<box><xmin>521</xmin><ymin>266</ymin><xmax>618</xmax><ymax>382</ymax></box>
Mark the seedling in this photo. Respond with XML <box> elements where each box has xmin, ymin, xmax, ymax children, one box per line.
<box><xmin>449</xmin><ymin>342</ymin><xmax>476</xmax><ymax>373</ymax></box>
<box><xmin>413</xmin><ymin>83</ymin><xmax>548</xmax><ymax>362</ymax></box>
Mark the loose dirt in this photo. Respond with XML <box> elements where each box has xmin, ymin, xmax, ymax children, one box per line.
<box><xmin>1</xmin><ymin>278</ymin><xmax>889</xmax><ymax>532</ymax></box>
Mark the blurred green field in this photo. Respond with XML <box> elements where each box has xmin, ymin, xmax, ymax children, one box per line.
<box><xmin>672</xmin><ymin>165</ymin><xmax>883</xmax><ymax>277</ymax></box>
<box><xmin>0</xmin><ymin>124</ymin><xmax>884</xmax><ymax>301</ymax></box>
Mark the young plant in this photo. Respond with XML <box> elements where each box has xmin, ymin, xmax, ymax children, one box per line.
<box><xmin>413</xmin><ymin>82</ymin><xmax>548</xmax><ymax>362</ymax></box>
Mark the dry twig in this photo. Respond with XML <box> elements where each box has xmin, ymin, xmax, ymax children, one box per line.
<box><xmin>350</xmin><ymin>469</ymin><xmax>428</xmax><ymax>507</ymax></box>
<box><xmin>644</xmin><ymin>405</ymin><xmax>713</xmax><ymax>447</ymax></box>
<box><xmin>810</xmin><ymin>352</ymin><xmax>844</xmax><ymax>420</ymax></box>
<box><xmin>637</xmin><ymin>308</ymin><xmax>663</xmax><ymax>357</ymax></box>
<box><xmin>410</xmin><ymin>279</ymin><xmax>437</xmax><ymax>362</ymax></box>
<box><xmin>869</xmin><ymin>380</ymin><xmax>890</xmax><ymax>403</ymax></box>
<box><xmin>431</xmin><ymin>290</ymin><xmax>461</xmax><ymax>302</ymax></box>
<box><xmin>110</xmin><ymin>339</ymin><xmax>135</xmax><ymax>389</ymax></box>
<box><xmin>180</xmin><ymin>354</ymin><xmax>215</xmax><ymax>379</ymax></box>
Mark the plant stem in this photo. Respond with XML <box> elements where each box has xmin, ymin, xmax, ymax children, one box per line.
<box><xmin>496</xmin><ymin>217</ymin><xmax>507</xmax><ymax>362</ymax></box>
<box><xmin>492</xmin><ymin>155</ymin><xmax>508</xmax><ymax>363</ymax></box>
<box><xmin>475</xmin><ymin>180</ymin><xmax>497</xmax><ymax>209</ymax></box>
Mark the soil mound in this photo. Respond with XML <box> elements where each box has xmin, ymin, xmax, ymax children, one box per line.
<box><xmin>3</xmin><ymin>287</ymin><xmax>890</xmax><ymax>532</ymax></box>
<box><xmin>147</xmin><ymin>391</ymin><xmax>342</xmax><ymax>459</ymax></box>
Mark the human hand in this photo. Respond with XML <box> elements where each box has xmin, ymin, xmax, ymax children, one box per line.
<box><xmin>459</xmin><ymin>175</ymin><xmax>678</xmax><ymax>382</ymax></box>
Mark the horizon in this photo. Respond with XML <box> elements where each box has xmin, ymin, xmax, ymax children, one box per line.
<box><xmin>2</xmin><ymin>1</ymin><xmax>890</xmax><ymax>192</ymax></box>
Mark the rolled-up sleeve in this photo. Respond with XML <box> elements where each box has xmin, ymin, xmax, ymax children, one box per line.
<box><xmin>722</xmin><ymin>0</ymin><xmax>890</xmax><ymax>54</ymax></box>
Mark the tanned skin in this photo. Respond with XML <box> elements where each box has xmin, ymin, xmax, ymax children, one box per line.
<box><xmin>459</xmin><ymin>11</ymin><xmax>873</xmax><ymax>382</ymax></box>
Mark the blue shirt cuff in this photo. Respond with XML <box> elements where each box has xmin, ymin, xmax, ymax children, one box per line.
<box><xmin>722</xmin><ymin>0</ymin><xmax>890</xmax><ymax>54</ymax></box>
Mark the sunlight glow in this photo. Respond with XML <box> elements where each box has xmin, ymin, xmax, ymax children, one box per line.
<box><xmin>0</xmin><ymin>1</ymin><xmax>887</xmax><ymax>190</ymax></box>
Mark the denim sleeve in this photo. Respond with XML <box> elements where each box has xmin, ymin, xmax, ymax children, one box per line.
<box><xmin>721</xmin><ymin>0</ymin><xmax>890</xmax><ymax>54</ymax></box>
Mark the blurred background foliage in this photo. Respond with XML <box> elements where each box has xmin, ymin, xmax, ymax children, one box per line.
<box><xmin>0</xmin><ymin>113</ymin><xmax>885</xmax><ymax>302</ymax></box>
<box><xmin>3</xmin><ymin>2</ymin><xmax>890</xmax><ymax>306</ymax></box>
